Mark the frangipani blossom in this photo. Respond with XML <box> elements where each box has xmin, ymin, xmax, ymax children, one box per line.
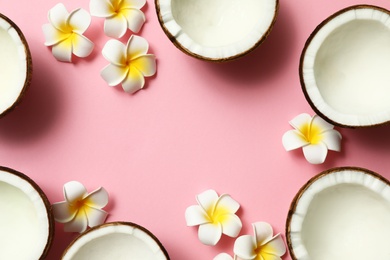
<box><xmin>234</xmin><ymin>222</ymin><xmax>286</xmax><ymax>260</ymax></box>
<box><xmin>282</xmin><ymin>113</ymin><xmax>342</xmax><ymax>164</ymax></box>
<box><xmin>101</xmin><ymin>35</ymin><xmax>156</xmax><ymax>94</ymax></box>
<box><xmin>42</xmin><ymin>3</ymin><xmax>94</xmax><ymax>62</ymax></box>
<box><xmin>52</xmin><ymin>181</ymin><xmax>109</xmax><ymax>233</ymax></box>
<box><xmin>90</xmin><ymin>0</ymin><xmax>146</xmax><ymax>38</ymax></box>
<box><xmin>185</xmin><ymin>189</ymin><xmax>242</xmax><ymax>246</ymax></box>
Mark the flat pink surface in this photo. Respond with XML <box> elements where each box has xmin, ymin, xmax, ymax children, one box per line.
<box><xmin>2</xmin><ymin>0</ymin><xmax>390</xmax><ymax>259</ymax></box>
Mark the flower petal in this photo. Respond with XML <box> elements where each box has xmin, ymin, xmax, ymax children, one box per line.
<box><xmin>302</xmin><ymin>143</ymin><xmax>328</xmax><ymax>164</ymax></box>
<box><xmin>261</xmin><ymin>234</ymin><xmax>286</xmax><ymax>257</ymax></box>
<box><xmin>289</xmin><ymin>113</ymin><xmax>311</xmax><ymax>130</ymax></box>
<box><xmin>52</xmin><ymin>201</ymin><xmax>77</xmax><ymax>223</ymax></box>
<box><xmin>282</xmin><ymin>130</ymin><xmax>309</xmax><ymax>151</ymax></box>
<box><xmin>42</xmin><ymin>23</ymin><xmax>69</xmax><ymax>46</ymax></box>
<box><xmin>67</xmin><ymin>8</ymin><xmax>91</xmax><ymax>34</ymax></box>
<box><xmin>253</xmin><ymin>222</ymin><xmax>274</xmax><ymax>246</ymax></box>
<box><xmin>85</xmin><ymin>207</ymin><xmax>108</xmax><ymax>227</ymax></box>
<box><xmin>126</xmin><ymin>35</ymin><xmax>149</xmax><ymax>60</ymax></box>
<box><xmin>84</xmin><ymin>187</ymin><xmax>109</xmax><ymax>208</ymax></box>
<box><xmin>321</xmin><ymin>130</ymin><xmax>342</xmax><ymax>151</ymax></box>
<box><xmin>72</xmin><ymin>33</ymin><xmax>94</xmax><ymax>58</ymax></box>
<box><xmin>104</xmin><ymin>14</ymin><xmax>128</xmax><ymax>38</ymax></box>
<box><xmin>215</xmin><ymin>194</ymin><xmax>240</xmax><ymax>214</ymax></box>
<box><xmin>214</xmin><ymin>253</ymin><xmax>234</xmax><ymax>260</ymax></box>
<box><xmin>121</xmin><ymin>66</ymin><xmax>145</xmax><ymax>93</ymax></box>
<box><xmin>102</xmin><ymin>39</ymin><xmax>126</xmax><ymax>66</ymax></box>
<box><xmin>90</xmin><ymin>0</ymin><xmax>115</xmax><ymax>17</ymax></box>
<box><xmin>196</xmin><ymin>189</ymin><xmax>219</xmax><ymax>214</ymax></box>
<box><xmin>220</xmin><ymin>213</ymin><xmax>242</xmax><ymax>238</ymax></box>
<box><xmin>198</xmin><ymin>223</ymin><xmax>222</xmax><ymax>246</ymax></box>
<box><xmin>101</xmin><ymin>64</ymin><xmax>129</xmax><ymax>87</ymax></box>
<box><xmin>312</xmin><ymin>115</ymin><xmax>335</xmax><ymax>132</ymax></box>
<box><xmin>48</xmin><ymin>3</ymin><xmax>69</xmax><ymax>32</ymax></box>
<box><xmin>234</xmin><ymin>235</ymin><xmax>257</xmax><ymax>259</ymax></box>
<box><xmin>259</xmin><ymin>254</ymin><xmax>282</xmax><ymax>260</ymax></box>
<box><xmin>52</xmin><ymin>38</ymin><xmax>73</xmax><ymax>62</ymax></box>
<box><xmin>185</xmin><ymin>205</ymin><xmax>210</xmax><ymax>226</ymax></box>
<box><xmin>64</xmin><ymin>181</ymin><xmax>88</xmax><ymax>204</ymax></box>
<box><xmin>132</xmin><ymin>54</ymin><xmax>156</xmax><ymax>77</ymax></box>
<box><xmin>121</xmin><ymin>0</ymin><xmax>146</xmax><ymax>9</ymax></box>
<box><xmin>64</xmin><ymin>209</ymin><xmax>88</xmax><ymax>233</ymax></box>
<box><xmin>121</xmin><ymin>8</ymin><xmax>145</xmax><ymax>33</ymax></box>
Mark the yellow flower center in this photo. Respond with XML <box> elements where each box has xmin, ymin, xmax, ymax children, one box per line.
<box><xmin>206</xmin><ymin>205</ymin><xmax>229</xmax><ymax>225</ymax></box>
<box><xmin>111</xmin><ymin>0</ymin><xmax>124</xmax><ymax>13</ymax></box>
<box><xmin>299</xmin><ymin>122</ymin><xmax>323</xmax><ymax>144</ymax></box>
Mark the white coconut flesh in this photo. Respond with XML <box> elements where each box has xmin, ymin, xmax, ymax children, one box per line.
<box><xmin>301</xmin><ymin>6</ymin><xmax>390</xmax><ymax>127</ymax></box>
<box><xmin>63</xmin><ymin>223</ymin><xmax>169</xmax><ymax>260</ymax></box>
<box><xmin>0</xmin><ymin>15</ymin><xmax>28</xmax><ymax>115</ymax></box>
<box><xmin>158</xmin><ymin>0</ymin><xmax>278</xmax><ymax>60</ymax></box>
<box><xmin>288</xmin><ymin>168</ymin><xmax>390</xmax><ymax>260</ymax></box>
<box><xmin>0</xmin><ymin>169</ymin><xmax>51</xmax><ymax>259</ymax></box>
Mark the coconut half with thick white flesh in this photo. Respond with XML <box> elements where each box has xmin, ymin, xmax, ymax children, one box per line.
<box><xmin>155</xmin><ymin>0</ymin><xmax>279</xmax><ymax>62</ymax></box>
<box><xmin>300</xmin><ymin>5</ymin><xmax>390</xmax><ymax>128</ymax></box>
<box><xmin>0</xmin><ymin>166</ymin><xmax>54</xmax><ymax>259</ymax></box>
<box><xmin>62</xmin><ymin>222</ymin><xmax>170</xmax><ymax>260</ymax></box>
<box><xmin>0</xmin><ymin>13</ymin><xmax>32</xmax><ymax>117</ymax></box>
<box><xmin>286</xmin><ymin>167</ymin><xmax>390</xmax><ymax>260</ymax></box>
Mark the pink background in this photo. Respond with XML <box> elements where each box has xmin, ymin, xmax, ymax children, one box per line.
<box><xmin>2</xmin><ymin>0</ymin><xmax>390</xmax><ymax>259</ymax></box>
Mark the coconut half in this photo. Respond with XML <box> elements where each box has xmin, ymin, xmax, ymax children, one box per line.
<box><xmin>62</xmin><ymin>222</ymin><xmax>170</xmax><ymax>260</ymax></box>
<box><xmin>286</xmin><ymin>167</ymin><xmax>390</xmax><ymax>260</ymax></box>
<box><xmin>300</xmin><ymin>5</ymin><xmax>390</xmax><ymax>127</ymax></box>
<box><xmin>0</xmin><ymin>166</ymin><xmax>54</xmax><ymax>259</ymax></box>
<box><xmin>0</xmin><ymin>13</ymin><xmax>32</xmax><ymax>117</ymax></box>
<box><xmin>155</xmin><ymin>0</ymin><xmax>279</xmax><ymax>62</ymax></box>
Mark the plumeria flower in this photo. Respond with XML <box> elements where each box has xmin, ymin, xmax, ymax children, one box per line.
<box><xmin>234</xmin><ymin>222</ymin><xmax>286</xmax><ymax>260</ymax></box>
<box><xmin>185</xmin><ymin>189</ymin><xmax>242</xmax><ymax>246</ymax></box>
<box><xmin>52</xmin><ymin>181</ymin><xmax>109</xmax><ymax>233</ymax></box>
<box><xmin>42</xmin><ymin>3</ymin><xmax>94</xmax><ymax>62</ymax></box>
<box><xmin>214</xmin><ymin>253</ymin><xmax>235</xmax><ymax>260</ymax></box>
<box><xmin>101</xmin><ymin>35</ymin><xmax>156</xmax><ymax>94</ymax></box>
<box><xmin>90</xmin><ymin>0</ymin><xmax>146</xmax><ymax>38</ymax></box>
<box><xmin>282</xmin><ymin>113</ymin><xmax>342</xmax><ymax>164</ymax></box>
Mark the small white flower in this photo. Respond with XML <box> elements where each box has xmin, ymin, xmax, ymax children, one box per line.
<box><xmin>234</xmin><ymin>222</ymin><xmax>286</xmax><ymax>260</ymax></box>
<box><xmin>101</xmin><ymin>35</ymin><xmax>156</xmax><ymax>94</ymax></box>
<box><xmin>185</xmin><ymin>189</ymin><xmax>242</xmax><ymax>246</ymax></box>
<box><xmin>282</xmin><ymin>113</ymin><xmax>342</xmax><ymax>164</ymax></box>
<box><xmin>214</xmin><ymin>253</ymin><xmax>235</xmax><ymax>260</ymax></box>
<box><xmin>52</xmin><ymin>181</ymin><xmax>109</xmax><ymax>233</ymax></box>
<box><xmin>90</xmin><ymin>0</ymin><xmax>146</xmax><ymax>38</ymax></box>
<box><xmin>42</xmin><ymin>3</ymin><xmax>94</xmax><ymax>62</ymax></box>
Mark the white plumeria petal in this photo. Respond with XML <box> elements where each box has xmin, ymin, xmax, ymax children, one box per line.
<box><xmin>104</xmin><ymin>14</ymin><xmax>128</xmax><ymax>38</ymax></box>
<box><xmin>253</xmin><ymin>222</ymin><xmax>274</xmax><ymax>246</ymax></box>
<box><xmin>51</xmin><ymin>36</ymin><xmax>73</xmax><ymax>62</ymax></box>
<box><xmin>220</xmin><ymin>213</ymin><xmax>242</xmax><ymax>237</ymax></box>
<box><xmin>121</xmin><ymin>8</ymin><xmax>145</xmax><ymax>33</ymax></box>
<box><xmin>215</xmin><ymin>194</ymin><xmax>240</xmax><ymax>214</ymax></box>
<box><xmin>282</xmin><ymin>130</ymin><xmax>309</xmax><ymax>151</ymax></box>
<box><xmin>67</xmin><ymin>8</ymin><xmax>91</xmax><ymax>34</ymax></box>
<box><xmin>185</xmin><ymin>205</ymin><xmax>210</xmax><ymax>226</ymax></box>
<box><xmin>196</xmin><ymin>189</ymin><xmax>219</xmax><ymax>214</ymax></box>
<box><xmin>121</xmin><ymin>0</ymin><xmax>146</xmax><ymax>9</ymax></box>
<box><xmin>289</xmin><ymin>113</ymin><xmax>311</xmax><ymax>130</ymax></box>
<box><xmin>42</xmin><ymin>23</ymin><xmax>68</xmax><ymax>46</ymax></box>
<box><xmin>132</xmin><ymin>54</ymin><xmax>156</xmax><ymax>77</ymax></box>
<box><xmin>85</xmin><ymin>207</ymin><xmax>108</xmax><ymax>227</ymax></box>
<box><xmin>102</xmin><ymin>39</ymin><xmax>127</xmax><ymax>66</ymax></box>
<box><xmin>234</xmin><ymin>235</ymin><xmax>257</xmax><ymax>260</ymax></box>
<box><xmin>64</xmin><ymin>181</ymin><xmax>88</xmax><ymax>204</ymax></box>
<box><xmin>312</xmin><ymin>115</ymin><xmax>335</xmax><ymax>133</ymax></box>
<box><xmin>121</xmin><ymin>66</ymin><xmax>145</xmax><ymax>93</ymax></box>
<box><xmin>198</xmin><ymin>223</ymin><xmax>222</xmax><ymax>246</ymax></box>
<box><xmin>101</xmin><ymin>64</ymin><xmax>129</xmax><ymax>87</ymax></box>
<box><xmin>48</xmin><ymin>3</ymin><xmax>69</xmax><ymax>32</ymax></box>
<box><xmin>64</xmin><ymin>209</ymin><xmax>88</xmax><ymax>233</ymax></box>
<box><xmin>52</xmin><ymin>201</ymin><xmax>77</xmax><ymax>223</ymax></box>
<box><xmin>127</xmin><ymin>35</ymin><xmax>149</xmax><ymax>59</ymax></box>
<box><xmin>84</xmin><ymin>187</ymin><xmax>109</xmax><ymax>208</ymax></box>
<box><xmin>90</xmin><ymin>0</ymin><xmax>115</xmax><ymax>17</ymax></box>
<box><xmin>72</xmin><ymin>33</ymin><xmax>94</xmax><ymax>58</ymax></box>
<box><xmin>261</xmin><ymin>234</ymin><xmax>286</xmax><ymax>257</ymax></box>
<box><xmin>302</xmin><ymin>142</ymin><xmax>328</xmax><ymax>164</ymax></box>
<box><xmin>214</xmin><ymin>253</ymin><xmax>234</xmax><ymax>260</ymax></box>
<box><xmin>321</xmin><ymin>130</ymin><xmax>342</xmax><ymax>151</ymax></box>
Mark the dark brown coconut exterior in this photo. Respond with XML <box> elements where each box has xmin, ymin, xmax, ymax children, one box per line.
<box><xmin>155</xmin><ymin>0</ymin><xmax>279</xmax><ymax>62</ymax></box>
<box><xmin>0</xmin><ymin>166</ymin><xmax>54</xmax><ymax>259</ymax></box>
<box><xmin>286</xmin><ymin>166</ymin><xmax>390</xmax><ymax>259</ymax></box>
<box><xmin>300</xmin><ymin>5</ymin><xmax>390</xmax><ymax>128</ymax></box>
<box><xmin>62</xmin><ymin>221</ymin><xmax>170</xmax><ymax>259</ymax></box>
<box><xmin>0</xmin><ymin>13</ymin><xmax>32</xmax><ymax>118</ymax></box>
